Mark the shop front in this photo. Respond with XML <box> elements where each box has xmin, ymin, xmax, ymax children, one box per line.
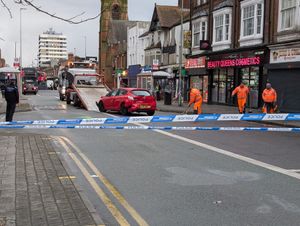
<box><xmin>268</xmin><ymin>43</ymin><xmax>300</xmax><ymax>112</ymax></box>
<box><xmin>207</xmin><ymin>48</ymin><xmax>266</xmax><ymax>108</ymax></box>
<box><xmin>186</xmin><ymin>57</ymin><xmax>208</xmax><ymax>103</ymax></box>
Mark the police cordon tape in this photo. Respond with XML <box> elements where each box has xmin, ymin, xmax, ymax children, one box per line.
<box><xmin>0</xmin><ymin>125</ymin><xmax>300</xmax><ymax>132</ymax></box>
<box><xmin>1</xmin><ymin>113</ymin><xmax>300</xmax><ymax>125</ymax></box>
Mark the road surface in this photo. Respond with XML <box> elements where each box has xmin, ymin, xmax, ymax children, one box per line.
<box><xmin>3</xmin><ymin>90</ymin><xmax>300</xmax><ymax>226</ymax></box>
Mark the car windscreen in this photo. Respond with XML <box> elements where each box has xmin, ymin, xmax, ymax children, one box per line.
<box><xmin>131</xmin><ymin>90</ymin><xmax>151</xmax><ymax>96</ymax></box>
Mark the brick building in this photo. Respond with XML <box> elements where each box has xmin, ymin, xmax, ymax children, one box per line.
<box><xmin>187</xmin><ymin>0</ymin><xmax>300</xmax><ymax>112</ymax></box>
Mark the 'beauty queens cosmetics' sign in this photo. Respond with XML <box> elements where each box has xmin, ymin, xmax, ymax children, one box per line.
<box><xmin>207</xmin><ymin>56</ymin><xmax>261</xmax><ymax>69</ymax></box>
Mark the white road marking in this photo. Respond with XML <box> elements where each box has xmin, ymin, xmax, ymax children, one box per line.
<box><xmin>103</xmin><ymin>112</ymin><xmax>300</xmax><ymax>181</ymax></box>
<box><xmin>287</xmin><ymin>169</ymin><xmax>300</xmax><ymax>173</ymax></box>
<box><xmin>55</xmin><ymin>97</ymin><xmax>60</xmax><ymax>100</ymax></box>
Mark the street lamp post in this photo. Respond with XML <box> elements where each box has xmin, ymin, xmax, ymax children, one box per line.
<box><xmin>178</xmin><ymin>0</ymin><xmax>184</xmax><ymax>106</ymax></box>
<box><xmin>19</xmin><ymin>7</ymin><xmax>26</xmax><ymax>97</ymax></box>
<box><xmin>20</xmin><ymin>8</ymin><xmax>26</xmax><ymax>69</ymax></box>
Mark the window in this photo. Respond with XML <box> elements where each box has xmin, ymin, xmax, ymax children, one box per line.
<box><xmin>193</xmin><ymin>23</ymin><xmax>200</xmax><ymax>47</ymax></box>
<box><xmin>192</xmin><ymin>19</ymin><xmax>207</xmax><ymax>47</ymax></box>
<box><xmin>212</xmin><ymin>8</ymin><xmax>232</xmax><ymax>50</ymax></box>
<box><xmin>197</xmin><ymin>0</ymin><xmax>207</xmax><ymax>6</ymax></box>
<box><xmin>215</xmin><ymin>15</ymin><xmax>224</xmax><ymax>42</ymax></box>
<box><xmin>241</xmin><ymin>2</ymin><xmax>264</xmax><ymax>37</ymax></box>
<box><xmin>280</xmin><ymin>0</ymin><xmax>297</xmax><ymax>30</ymax></box>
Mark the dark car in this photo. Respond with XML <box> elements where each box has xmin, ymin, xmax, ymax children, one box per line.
<box><xmin>23</xmin><ymin>79</ymin><xmax>38</xmax><ymax>95</ymax></box>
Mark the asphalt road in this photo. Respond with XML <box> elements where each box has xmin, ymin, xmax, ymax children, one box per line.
<box><xmin>4</xmin><ymin>90</ymin><xmax>300</xmax><ymax>226</ymax></box>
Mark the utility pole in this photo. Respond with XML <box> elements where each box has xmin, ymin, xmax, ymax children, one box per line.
<box><xmin>84</xmin><ymin>36</ymin><xmax>87</xmax><ymax>59</ymax></box>
<box><xmin>178</xmin><ymin>0</ymin><xmax>184</xmax><ymax>106</ymax></box>
<box><xmin>20</xmin><ymin>8</ymin><xmax>26</xmax><ymax>69</ymax></box>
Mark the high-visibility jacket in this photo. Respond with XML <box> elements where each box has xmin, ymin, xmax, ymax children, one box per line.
<box><xmin>189</xmin><ymin>88</ymin><xmax>202</xmax><ymax>105</ymax></box>
<box><xmin>262</xmin><ymin>88</ymin><xmax>277</xmax><ymax>103</ymax></box>
<box><xmin>232</xmin><ymin>86</ymin><xmax>249</xmax><ymax>99</ymax></box>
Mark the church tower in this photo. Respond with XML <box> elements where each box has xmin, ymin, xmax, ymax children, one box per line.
<box><xmin>99</xmin><ymin>0</ymin><xmax>128</xmax><ymax>86</ymax></box>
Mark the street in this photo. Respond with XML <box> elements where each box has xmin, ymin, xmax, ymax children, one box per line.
<box><xmin>2</xmin><ymin>90</ymin><xmax>300</xmax><ymax>226</ymax></box>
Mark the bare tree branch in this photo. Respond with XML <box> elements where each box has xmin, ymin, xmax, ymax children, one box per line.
<box><xmin>13</xmin><ymin>0</ymin><xmax>106</xmax><ymax>24</ymax></box>
<box><xmin>1</xmin><ymin>0</ymin><xmax>13</xmax><ymax>18</ymax></box>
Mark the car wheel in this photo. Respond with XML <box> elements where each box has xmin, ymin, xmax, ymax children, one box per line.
<box><xmin>98</xmin><ymin>101</ymin><xmax>106</xmax><ymax>112</ymax></box>
<box><xmin>34</xmin><ymin>92</ymin><xmax>37</xmax><ymax>95</ymax></box>
<box><xmin>120</xmin><ymin>103</ymin><xmax>128</xmax><ymax>116</ymax></box>
<box><xmin>74</xmin><ymin>96</ymin><xmax>81</xmax><ymax>107</ymax></box>
<box><xmin>147</xmin><ymin>110</ymin><xmax>155</xmax><ymax>116</ymax></box>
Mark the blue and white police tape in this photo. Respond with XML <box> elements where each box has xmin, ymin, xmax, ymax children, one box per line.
<box><xmin>0</xmin><ymin>125</ymin><xmax>300</xmax><ymax>132</ymax></box>
<box><xmin>1</xmin><ymin>113</ymin><xmax>300</xmax><ymax>125</ymax></box>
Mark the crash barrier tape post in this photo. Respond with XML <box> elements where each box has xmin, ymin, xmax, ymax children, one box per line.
<box><xmin>1</xmin><ymin>113</ymin><xmax>300</xmax><ymax>125</ymax></box>
<box><xmin>0</xmin><ymin>125</ymin><xmax>300</xmax><ymax>132</ymax></box>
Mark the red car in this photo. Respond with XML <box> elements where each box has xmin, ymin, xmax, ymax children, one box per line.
<box><xmin>97</xmin><ymin>88</ymin><xmax>156</xmax><ymax>116</ymax></box>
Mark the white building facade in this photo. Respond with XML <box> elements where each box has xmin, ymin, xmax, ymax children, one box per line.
<box><xmin>127</xmin><ymin>22</ymin><xmax>150</xmax><ymax>67</ymax></box>
<box><xmin>38</xmin><ymin>28</ymin><xmax>67</xmax><ymax>67</ymax></box>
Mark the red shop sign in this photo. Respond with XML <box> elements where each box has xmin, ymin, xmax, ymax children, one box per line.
<box><xmin>185</xmin><ymin>57</ymin><xmax>206</xmax><ymax>69</ymax></box>
<box><xmin>207</xmin><ymin>56</ymin><xmax>261</xmax><ymax>69</ymax></box>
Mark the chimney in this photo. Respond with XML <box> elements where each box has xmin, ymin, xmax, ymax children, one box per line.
<box><xmin>178</xmin><ymin>0</ymin><xmax>191</xmax><ymax>9</ymax></box>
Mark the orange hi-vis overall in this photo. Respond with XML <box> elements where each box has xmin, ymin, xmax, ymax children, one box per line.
<box><xmin>189</xmin><ymin>88</ymin><xmax>203</xmax><ymax>114</ymax></box>
<box><xmin>232</xmin><ymin>86</ymin><xmax>249</xmax><ymax>113</ymax></box>
<box><xmin>262</xmin><ymin>88</ymin><xmax>277</xmax><ymax>113</ymax></box>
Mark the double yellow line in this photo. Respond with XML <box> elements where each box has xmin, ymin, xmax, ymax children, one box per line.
<box><xmin>56</xmin><ymin>136</ymin><xmax>149</xmax><ymax>226</ymax></box>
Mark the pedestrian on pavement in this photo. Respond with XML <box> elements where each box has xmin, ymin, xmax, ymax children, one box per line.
<box><xmin>4</xmin><ymin>80</ymin><xmax>19</xmax><ymax>122</ymax></box>
<box><xmin>232</xmin><ymin>82</ymin><xmax>249</xmax><ymax>114</ymax></box>
<box><xmin>155</xmin><ymin>83</ymin><xmax>161</xmax><ymax>101</ymax></box>
<box><xmin>188</xmin><ymin>85</ymin><xmax>203</xmax><ymax>114</ymax></box>
<box><xmin>262</xmin><ymin>83</ymin><xmax>277</xmax><ymax>113</ymax></box>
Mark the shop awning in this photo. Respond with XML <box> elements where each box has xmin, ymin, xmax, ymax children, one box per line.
<box><xmin>0</xmin><ymin>67</ymin><xmax>20</xmax><ymax>73</ymax></box>
<box><xmin>128</xmin><ymin>65</ymin><xmax>141</xmax><ymax>78</ymax></box>
<box><xmin>152</xmin><ymin>71</ymin><xmax>173</xmax><ymax>78</ymax></box>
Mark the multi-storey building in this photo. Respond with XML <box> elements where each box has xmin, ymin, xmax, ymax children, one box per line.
<box><xmin>38</xmin><ymin>28</ymin><xmax>67</xmax><ymax>68</ymax></box>
<box><xmin>138</xmin><ymin>2</ymin><xmax>190</xmax><ymax>98</ymax></box>
<box><xmin>186</xmin><ymin>0</ymin><xmax>300</xmax><ymax>112</ymax></box>
<box><xmin>188</xmin><ymin>0</ymin><xmax>272</xmax><ymax>108</ymax></box>
<box><xmin>267</xmin><ymin>0</ymin><xmax>300</xmax><ymax>112</ymax></box>
<box><xmin>127</xmin><ymin>21</ymin><xmax>150</xmax><ymax>87</ymax></box>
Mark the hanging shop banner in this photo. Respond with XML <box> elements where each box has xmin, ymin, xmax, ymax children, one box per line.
<box><xmin>270</xmin><ymin>47</ymin><xmax>300</xmax><ymax>64</ymax></box>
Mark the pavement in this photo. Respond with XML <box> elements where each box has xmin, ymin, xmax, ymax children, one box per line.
<box><xmin>157</xmin><ymin>100</ymin><xmax>300</xmax><ymax>127</ymax></box>
<box><xmin>0</xmin><ymin>96</ymin><xmax>32</xmax><ymax>115</ymax></box>
<box><xmin>0</xmin><ymin>133</ymin><xmax>104</xmax><ymax>226</ymax></box>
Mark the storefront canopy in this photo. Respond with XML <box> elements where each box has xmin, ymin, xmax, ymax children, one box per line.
<box><xmin>0</xmin><ymin>67</ymin><xmax>20</xmax><ymax>73</ymax></box>
<box><xmin>152</xmin><ymin>71</ymin><xmax>173</xmax><ymax>79</ymax></box>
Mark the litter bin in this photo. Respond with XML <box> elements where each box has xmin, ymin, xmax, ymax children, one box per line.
<box><xmin>164</xmin><ymin>92</ymin><xmax>172</xmax><ymax>105</ymax></box>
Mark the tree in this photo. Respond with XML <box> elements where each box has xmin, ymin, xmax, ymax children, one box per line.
<box><xmin>1</xmin><ymin>0</ymin><xmax>103</xmax><ymax>24</ymax></box>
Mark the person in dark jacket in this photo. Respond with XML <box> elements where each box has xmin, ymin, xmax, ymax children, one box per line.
<box><xmin>4</xmin><ymin>80</ymin><xmax>19</xmax><ymax>122</ymax></box>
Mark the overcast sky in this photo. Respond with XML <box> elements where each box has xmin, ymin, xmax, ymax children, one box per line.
<box><xmin>0</xmin><ymin>0</ymin><xmax>177</xmax><ymax>67</ymax></box>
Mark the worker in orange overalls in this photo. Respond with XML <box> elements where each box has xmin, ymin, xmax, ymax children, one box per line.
<box><xmin>232</xmin><ymin>82</ymin><xmax>250</xmax><ymax>114</ymax></box>
<box><xmin>188</xmin><ymin>86</ymin><xmax>203</xmax><ymax>114</ymax></box>
<box><xmin>262</xmin><ymin>83</ymin><xmax>277</xmax><ymax>113</ymax></box>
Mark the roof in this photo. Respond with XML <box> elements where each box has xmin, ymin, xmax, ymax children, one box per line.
<box><xmin>214</xmin><ymin>0</ymin><xmax>234</xmax><ymax>11</ymax></box>
<box><xmin>108</xmin><ymin>20</ymin><xmax>137</xmax><ymax>44</ymax></box>
<box><xmin>156</xmin><ymin>5</ymin><xmax>182</xmax><ymax>28</ymax></box>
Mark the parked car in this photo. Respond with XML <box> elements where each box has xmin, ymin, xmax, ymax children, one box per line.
<box><xmin>23</xmin><ymin>79</ymin><xmax>38</xmax><ymax>95</ymax></box>
<box><xmin>97</xmin><ymin>88</ymin><xmax>156</xmax><ymax>116</ymax></box>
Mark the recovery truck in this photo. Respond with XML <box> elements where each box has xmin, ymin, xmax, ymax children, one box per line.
<box><xmin>64</xmin><ymin>68</ymin><xmax>108</xmax><ymax>111</ymax></box>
